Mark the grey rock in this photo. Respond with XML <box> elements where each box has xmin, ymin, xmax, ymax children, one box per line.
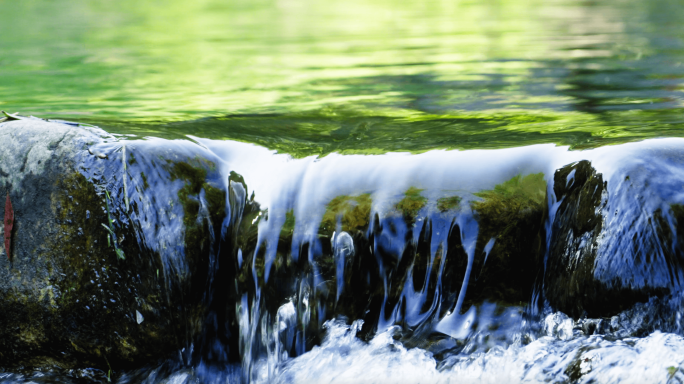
<box><xmin>0</xmin><ymin>118</ymin><xmax>221</xmax><ymax>371</ymax></box>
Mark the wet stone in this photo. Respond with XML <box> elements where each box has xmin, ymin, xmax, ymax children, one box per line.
<box><xmin>0</xmin><ymin>118</ymin><xmax>222</xmax><ymax>371</ymax></box>
<box><xmin>6</xmin><ymin>116</ymin><xmax>684</xmax><ymax>381</ymax></box>
<box><xmin>544</xmin><ymin>160</ymin><xmax>608</xmax><ymax>318</ymax></box>
<box><xmin>544</xmin><ymin>158</ymin><xmax>682</xmax><ymax>318</ymax></box>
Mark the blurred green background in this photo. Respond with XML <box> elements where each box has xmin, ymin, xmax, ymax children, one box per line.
<box><xmin>2</xmin><ymin>0</ymin><xmax>684</xmax><ymax>155</ymax></box>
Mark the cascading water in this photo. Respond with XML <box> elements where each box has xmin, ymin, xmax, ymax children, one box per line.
<box><xmin>4</xmin><ymin>131</ymin><xmax>684</xmax><ymax>384</ymax></box>
<box><xmin>118</xmin><ymin>137</ymin><xmax>684</xmax><ymax>383</ymax></box>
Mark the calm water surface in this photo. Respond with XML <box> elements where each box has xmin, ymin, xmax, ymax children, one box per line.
<box><xmin>3</xmin><ymin>0</ymin><xmax>684</xmax><ymax>154</ymax></box>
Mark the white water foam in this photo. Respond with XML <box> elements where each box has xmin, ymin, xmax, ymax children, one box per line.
<box><xmin>250</xmin><ymin>317</ymin><xmax>684</xmax><ymax>384</ymax></box>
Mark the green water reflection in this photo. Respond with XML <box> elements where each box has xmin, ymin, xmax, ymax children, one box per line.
<box><xmin>2</xmin><ymin>0</ymin><xmax>684</xmax><ymax>154</ymax></box>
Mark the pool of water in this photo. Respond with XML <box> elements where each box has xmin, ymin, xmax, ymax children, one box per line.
<box><xmin>3</xmin><ymin>0</ymin><xmax>684</xmax><ymax>154</ymax></box>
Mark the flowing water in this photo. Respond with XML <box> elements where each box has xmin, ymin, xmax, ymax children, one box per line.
<box><xmin>3</xmin><ymin>0</ymin><xmax>684</xmax><ymax>382</ymax></box>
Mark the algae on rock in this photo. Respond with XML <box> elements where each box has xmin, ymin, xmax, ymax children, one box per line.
<box><xmin>467</xmin><ymin>173</ymin><xmax>547</xmax><ymax>307</ymax></box>
<box><xmin>0</xmin><ymin>119</ymin><xmax>224</xmax><ymax>372</ymax></box>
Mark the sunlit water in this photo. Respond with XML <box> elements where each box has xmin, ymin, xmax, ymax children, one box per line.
<box><xmin>3</xmin><ymin>0</ymin><xmax>684</xmax><ymax>382</ymax></box>
<box><xmin>3</xmin><ymin>0</ymin><xmax>684</xmax><ymax>152</ymax></box>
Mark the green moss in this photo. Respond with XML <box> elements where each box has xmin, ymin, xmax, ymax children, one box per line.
<box><xmin>168</xmin><ymin>160</ymin><xmax>225</xmax><ymax>228</ymax></box>
<box><xmin>56</xmin><ymin>162</ymin><xmax>214</xmax><ymax>365</ymax></box>
<box><xmin>668</xmin><ymin>366</ymin><xmax>678</xmax><ymax>379</ymax></box>
<box><xmin>471</xmin><ymin>173</ymin><xmax>547</xmax><ymax>241</ymax></box>
<box><xmin>280</xmin><ymin>209</ymin><xmax>296</xmax><ymax>237</ymax></box>
<box><xmin>140</xmin><ymin>172</ymin><xmax>150</xmax><ymax>190</ymax></box>
<box><xmin>395</xmin><ymin>187</ymin><xmax>427</xmax><ymax>220</ymax></box>
<box><xmin>471</xmin><ymin>173</ymin><xmax>547</xmax><ymax>242</ymax></box>
<box><xmin>170</xmin><ymin>161</ymin><xmax>207</xmax><ymax>197</ymax></box>
<box><xmin>466</xmin><ymin>173</ymin><xmax>547</xmax><ymax>307</ymax></box>
<box><xmin>52</xmin><ymin>173</ymin><xmax>113</xmax><ymax>303</ymax></box>
<box><xmin>473</xmin><ymin>173</ymin><xmax>546</xmax><ymax>210</ymax></box>
<box><xmin>436</xmin><ymin>196</ymin><xmax>462</xmax><ymax>212</ymax></box>
<box><xmin>0</xmin><ymin>160</ymin><xmax>213</xmax><ymax>370</ymax></box>
<box><xmin>203</xmin><ymin>183</ymin><xmax>227</xmax><ymax>226</ymax></box>
<box><xmin>321</xmin><ymin>194</ymin><xmax>372</xmax><ymax>233</ymax></box>
<box><xmin>32</xmin><ymin>171</ymin><xmax>165</xmax><ymax>367</ymax></box>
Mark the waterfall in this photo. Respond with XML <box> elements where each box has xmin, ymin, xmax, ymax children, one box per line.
<box><xmin>112</xmin><ymin>136</ymin><xmax>684</xmax><ymax>382</ymax></box>
<box><xmin>5</xmin><ymin>119</ymin><xmax>684</xmax><ymax>383</ymax></box>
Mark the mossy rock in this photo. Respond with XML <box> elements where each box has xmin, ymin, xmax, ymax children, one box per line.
<box><xmin>436</xmin><ymin>196</ymin><xmax>462</xmax><ymax>213</ymax></box>
<box><xmin>395</xmin><ymin>187</ymin><xmax>428</xmax><ymax>222</ymax></box>
<box><xmin>544</xmin><ymin>159</ymin><xmax>684</xmax><ymax>318</ymax></box>
<box><xmin>320</xmin><ymin>193</ymin><xmax>372</xmax><ymax>235</ymax></box>
<box><xmin>0</xmin><ymin>119</ymin><xmax>221</xmax><ymax>372</ymax></box>
<box><xmin>465</xmin><ymin>172</ymin><xmax>548</xmax><ymax>308</ymax></box>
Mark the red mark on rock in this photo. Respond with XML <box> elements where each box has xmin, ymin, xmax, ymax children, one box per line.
<box><xmin>4</xmin><ymin>193</ymin><xmax>14</xmax><ymax>261</ymax></box>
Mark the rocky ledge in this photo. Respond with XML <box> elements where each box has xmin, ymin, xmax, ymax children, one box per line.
<box><xmin>2</xmin><ymin>117</ymin><xmax>684</xmax><ymax>373</ymax></box>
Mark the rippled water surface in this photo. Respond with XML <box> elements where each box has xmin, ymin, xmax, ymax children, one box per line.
<box><xmin>3</xmin><ymin>0</ymin><xmax>684</xmax><ymax>153</ymax></box>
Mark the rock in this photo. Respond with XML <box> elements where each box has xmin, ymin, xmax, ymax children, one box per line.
<box><xmin>0</xmin><ymin>118</ymin><xmax>225</xmax><ymax>370</ymax></box>
<box><xmin>544</xmin><ymin>156</ymin><xmax>684</xmax><ymax>318</ymax></box>
<box><xmin>544</xmin><ymin>160</ymin><xmax>608</xmax><ymax>318</ymax></box>
<box><xmin>462</xmin><ymin>172</ymin><xmax>548</xmax><ymax>309</ymax></box>
<box><xmin>228</xmin><ymin>174</ymin><xmax>550</xmax><ymax>350</ymax></box>
<box><xmin>8</xmin><ymin>114</ymin><xmax>684</xmax><ymax>373</ymax></box>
